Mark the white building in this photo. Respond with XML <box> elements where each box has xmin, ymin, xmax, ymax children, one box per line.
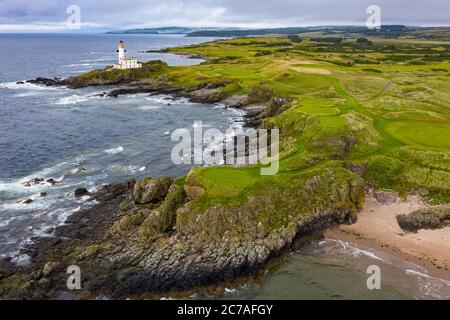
<box><xmin>113</xmin><ymin>40</ymin><xmax>142</xmax><ymax>70</ymax></box>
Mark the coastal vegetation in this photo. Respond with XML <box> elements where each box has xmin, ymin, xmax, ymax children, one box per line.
<box><xmin>1</xmin><ymin>32</ymin><xmax>449</xmax><ymax>299</ymax></box>
<box><xmin>141</xmin><ymin>35</ymin><xmax>450</xmax><ymax>205</ymax></box>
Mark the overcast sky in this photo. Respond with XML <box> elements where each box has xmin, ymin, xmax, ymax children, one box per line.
<box><xmin>0</xmin><ymin>0</ymin><xmax>448</xmax><ymax>32</ymax></box>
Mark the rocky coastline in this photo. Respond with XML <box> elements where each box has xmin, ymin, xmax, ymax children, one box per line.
<box><xmin>0</xmin><ymin>59</ymin><xmax>367</xmax><ymax>299</ymax></box>
<box><xmin>0</xmin><ymin>175</ymin><xmax>362</xmax><ymax>299</ymax></box>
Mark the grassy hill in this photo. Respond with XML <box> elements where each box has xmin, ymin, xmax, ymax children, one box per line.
<box><xmin>164</xmin><ymin>35</ymin><xmax>450</xmax><ymax>206</ymax></box>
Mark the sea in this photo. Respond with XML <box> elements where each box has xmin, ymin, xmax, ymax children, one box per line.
<box><xmin>0</xmin><ymin>33</ymin><xmax>448</xmax><ymax>300</ymax></box>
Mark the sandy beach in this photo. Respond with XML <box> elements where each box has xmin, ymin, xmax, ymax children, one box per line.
<box><xmin>326</xmin><ymin>192</ymin><xmax>450</xmax><ymax>280</ymax></box>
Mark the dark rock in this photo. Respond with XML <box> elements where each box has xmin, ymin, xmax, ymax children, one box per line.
<box><xmin>46</xmin><ymin>178</ymin><xmax>62</xmax><ymax>186</ymax></box>
<box><xmin>40</xmin><ymin>192</ymin><xmax>48</xmax><ymax>197</ymax></box>
<box><xmin>26</xmin><ymin>77</ymin><xmax>60</xmax><ymax>86</ymax></box>
<box><xmin>93</xmin><ymin>180</ymin><xmax>135</xmax><ymax>202</ymax></box>
<box><xmin>74</xmin><ymin>187</ymin><xmax>90</xmax><ymax>198</ymax></box>
<box><xmin>397</xmin><ymin>204</ymin><xmax>450</xmax><ymax>233</ymax></box>
<box><xmin>23</xmin><ymin>178</ymin><xmax>44</xmax><ymax>187</ymax></box>
<box><xmin>23</xmin><ymin>199</ymin><xmax>33</xmax><ymax>204</ymax></box>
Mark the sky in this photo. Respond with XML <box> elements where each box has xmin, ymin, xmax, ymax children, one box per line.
<box><xmin>0</xmin><ymin>0</ymin><xmax>448</xmax><ymax>32</ymax></box>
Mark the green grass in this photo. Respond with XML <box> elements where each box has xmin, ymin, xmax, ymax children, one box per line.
<box><xmin>385</xmin><ymin>121</ymin><xmax>450</xmax><ymax>150</ymax></box>
<box><xmin>298</xmin><ymin>106</ymin><xmax>339</xmax><ymax>115</ymax></box>
<box><xmin>73</xmin><ymin>34</ymin><xmax>450</xmax><ymax>206</ymax></box>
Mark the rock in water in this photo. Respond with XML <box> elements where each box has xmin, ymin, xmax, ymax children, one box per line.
<box><xmin>26</xmin><ymin>77</ymin><xmax>60</xmax><ymax>86</ymax></box>
<box><xmin>23</xmin><ymin>178</ymin><xmax>44</xmax><ymax>187</ymax></box>
<box><xmin>133</xmin><ymin>177</ymin><xmax>173</xmax><ymax>204</ymax></box>
<box><xmin>74</xmin><ymin>187</ymin><xmax>90</xmax><ymax>198</ymax></box>
<box><xmin>46</xmin><ymin>178</ymin><xmax>61</xmax><ymax>186</ymax></box>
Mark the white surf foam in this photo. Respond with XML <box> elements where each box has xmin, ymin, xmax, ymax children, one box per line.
<box><xmin>319</xmin><ymin>238</ymin><xmax>450</xmax><ymax>299</ymax></box>
<box><xmin>0</xmin><ymin>193</ymin><xmax>59</xmax><ymax>212</ymax></box>
<box><xmin>321</xmin><ymin>239</ymin><xmax>384</xmax><ymax>261</ymax></box>
<box><xmin>137</xmin><ymin>105</ymin><xmax>161</xmax><ymax>111</ymax></box>
<box><xmin>104</xmin><ymin>146</ymin><xmax>124</xmax><ymax>155</ymax></box>
<box><xmin>0</xmin><ymin>81</ymin><xmax>62</xmax><ymax>91</ymax></box>
<box><xmin>55</xmin><ymin>94</ymin><xmax>90</xmax><ymax>105</ymax></box>
<box><xmin>0</xmin><ymin>217</ymin><xmax>15</xmax><ymax>228</ymax></box>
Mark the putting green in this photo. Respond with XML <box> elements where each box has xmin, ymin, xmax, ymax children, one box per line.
<box><xmin>386</xmin><ymin>121</ymin><xmax>450</xmax><ymax>150</ymax></box>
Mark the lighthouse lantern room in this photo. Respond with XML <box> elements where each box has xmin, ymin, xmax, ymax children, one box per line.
<box><xmin>113</xmin><ymin>40</ymin><xmax>142</xmax><ymax>70</ymax></box>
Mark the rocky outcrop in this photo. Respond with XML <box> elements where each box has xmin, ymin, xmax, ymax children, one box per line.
<box><xmin>2</xmin><ymin>56</ymin><xmax>372</xmax><ymax>300</ymax></box>
<box><xmin>27</xmin><ymin>77</ymin><xmax>61</xmax><ymax>86</ymax></box>
<box><xmin>74</xmin><ymin>188</ymin><xmax>90</xmax><ymax>198</ymax></box>
<box><xmin>245</xmin><ymin>84</ymin><xmax>273</xmax><ymax>104</ymax></box>
<box><xmin>374</xmin><ymin>190</ymin><xmax>397</xmax><ymax>205</ymax></box>
<box><xmin>397</xmin><ymin>204</ymin><xmax>450</xmax><ymax>233</ymax></box>
<box><xmin>221</xmin><ymin>95</ymin><xmax>249</xmax><ymax>108</ymax></box>
<box><xmin>133</xmin><ymin>177</ymin><xmax>173</xmax><ymax>204</ymax></box>
<box><xmin>0</xmin><ymin>166</ymin><xmax>364</xmax><ymax>299</ymax></box>
<box><xmin>188</xmin><ymin>88</ymin><xmax>227</xmax><ymax>104</ymax></box>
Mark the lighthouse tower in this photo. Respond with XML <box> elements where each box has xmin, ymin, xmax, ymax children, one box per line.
<box><xmin>113</xmin><ymin>40</ymin><xmax>142</xmax><ymax>70</ymax></box>
<box><xmin>118</xmin><ymin>40</ymin><xmax>126</xmax><ymax>62</ymax></box>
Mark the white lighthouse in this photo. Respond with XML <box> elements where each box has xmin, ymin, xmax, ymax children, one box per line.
<box><xmin>118</xmin><ymin>40</ymin><xmax>126</xmax><ymax>61</ymax></box>
<box><xmin>113</xmin><ymin>40</ymin><xmax>142</xmax><ymax>70</ymax></box>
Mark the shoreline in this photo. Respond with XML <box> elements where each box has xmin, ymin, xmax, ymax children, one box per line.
<box><xmin>2</xmin><ymin>35</ymin><xmax>449</xmax><ymax>300</ymax></box>
<box><xmin>325</xmin><ymin>193</ymin><xmax>450</xmax><ymax>282</ymax></box>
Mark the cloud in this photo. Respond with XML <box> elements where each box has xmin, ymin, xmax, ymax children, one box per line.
<box><xmin>0</xmin><ymin>0</ymin><xmax>448</xmax><ymax>32</ymax></box>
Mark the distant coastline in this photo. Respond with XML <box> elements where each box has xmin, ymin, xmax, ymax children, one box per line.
<box><xmin>106</xmin><ymin>25</ymin><xmax>450</xmax><ymax>40</ymax></box>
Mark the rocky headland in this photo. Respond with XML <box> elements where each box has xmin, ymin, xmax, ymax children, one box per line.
<box><xmin>1</xmin><ymin>59</ymin><xmax>366</xmax><ymax>299</ymax></box>
<box><xmin>3</xmin><ymin>36</ymin><xmax>450</xmax><ymax>299</ymax></box>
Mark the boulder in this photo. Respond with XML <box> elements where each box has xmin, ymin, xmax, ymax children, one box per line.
<box><xmin>189</xmin><ymin>88</ymin><xmax>226</xmax><ymax>104</ymax></box>
<box><xmin>133</xmin><ymin>177</ymin><xmax>174</xmax><ymax>205</ymax></box>
<box><xmin>23</xmin><ymin>178</ymin><xmax>44</xmax><ymax>187</ymax></box>
<box><xmin>74</xmin><ymin>187</ymin><xmax>90</xmax><ymax>198</ymax></box>
<box><xmin>46</xmin><ymin>178</ymin><xmax>62</xmax><ymax>186</ymax></box>
<box><xmin>26</xmin><ymin>77</ymin><xmax>60</xmax><ymax>86</ymax></box>
<box><xmin>397</xmin><ymin>204</ymin><xmax>450</xmax><ymax>233</ymax></box>
<box><xmin>374</xmin><ymin>190</ymin><xmax>397</xmax><ymax>205</ymax></box>
<box><xmin>94</xmin><ymin>180</ymin><xmax>135</xmax><ymax>202</ymax></box>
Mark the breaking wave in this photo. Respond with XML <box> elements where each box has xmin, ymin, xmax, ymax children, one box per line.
<box><xmin>104</xmin><ymin>146</ymin><xmax>124</xmax><ymax>155</ymax></box>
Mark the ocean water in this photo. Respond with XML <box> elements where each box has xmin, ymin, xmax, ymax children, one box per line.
<box><xmin>0</xmin><ymin>34</ymin><xmax>448</xmax><ymax>300</ymax></box>
<box><xmin>0</xmin><ymin>33</ymin><xmax>243</xmax><ymax>257</ymax></box>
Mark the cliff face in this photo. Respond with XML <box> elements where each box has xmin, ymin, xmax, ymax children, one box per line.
<box><xmin>0</xmin><ymin>166</ymin><xmax>364</xmax><ymax>299</ymax></box>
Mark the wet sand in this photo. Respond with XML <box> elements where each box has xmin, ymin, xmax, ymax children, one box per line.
<box><xmin>326</xmin><ymin>193</ymin><xmax>450</xmax><ymax>281</ymax></box>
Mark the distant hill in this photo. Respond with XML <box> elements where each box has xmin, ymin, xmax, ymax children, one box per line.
<box><xmin>107</xmin><ymin>27</ymin><xmax>194</xmax><ymax>34</ymax></box>
<box><xmin>187</xmin><ymin>25</ymin><xmax>411</xmax><ymax>37</ymax></box>
<box><xmin>106</xmin><ymin>25</ymin><xmax>450</xmax><ymax>41</ymax></box>
<box><xmin>106</xmin><ymin>27</ymin><xmax>232</xmax><ymax>35</ymax></box>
